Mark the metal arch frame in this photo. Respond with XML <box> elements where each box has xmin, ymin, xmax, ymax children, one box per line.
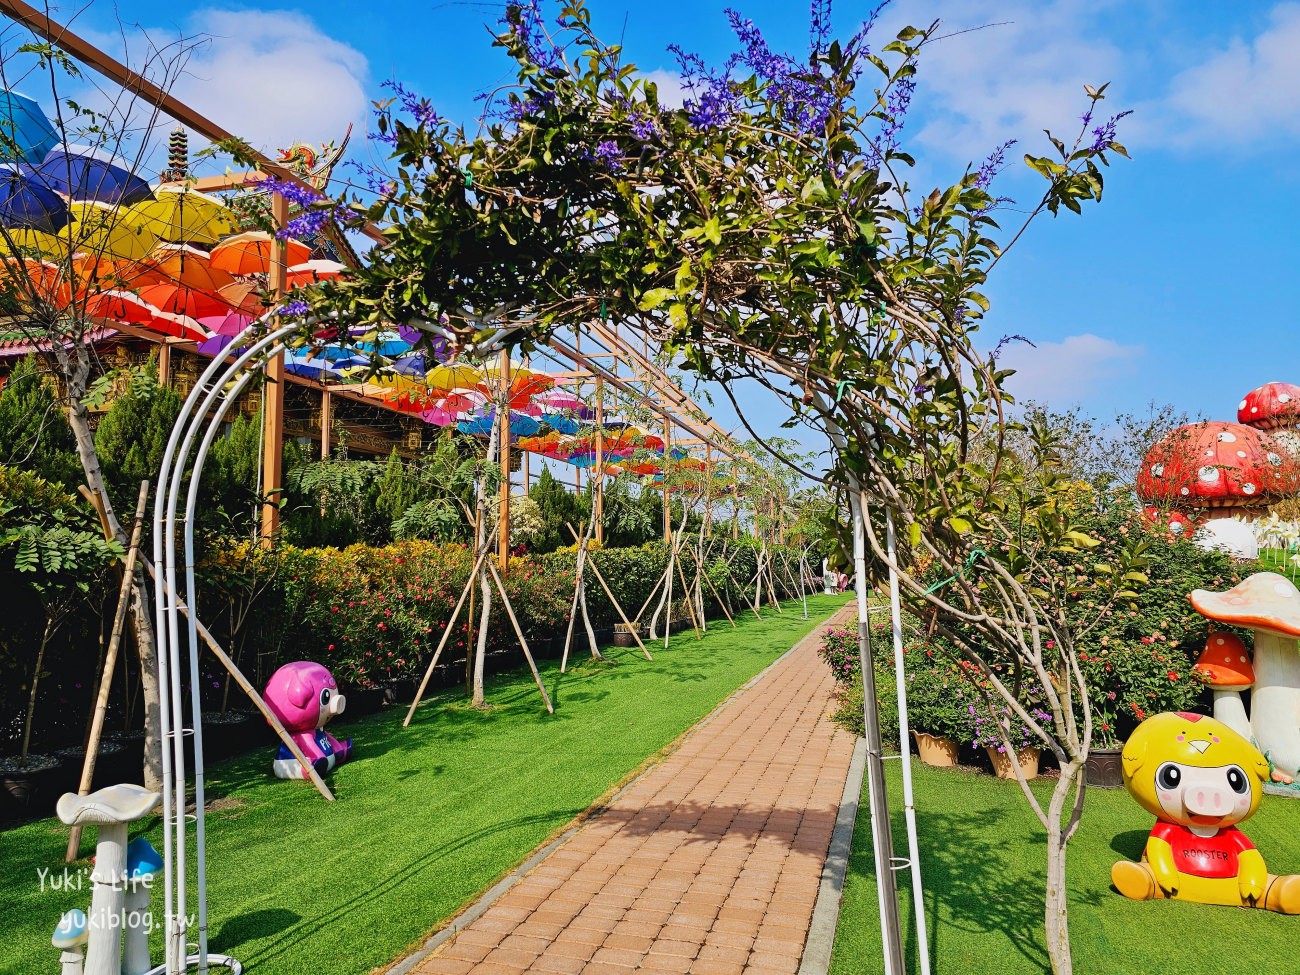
<box><xmin>149</xmin><ymin>313</ymin><xmax>504</xmax><ymax>975</ymax></box>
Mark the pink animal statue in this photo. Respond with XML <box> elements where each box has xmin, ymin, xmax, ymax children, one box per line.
<box><xmin>263</xmin><ymin>662</ymin><xmax>352</xmax><ymax>779</ymax></box>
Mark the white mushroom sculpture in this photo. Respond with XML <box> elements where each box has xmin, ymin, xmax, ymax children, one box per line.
<box><xmin>1190</xmin><ymin>572</ymin><xmax>1300</xmax><ymax>784</ymax></box>
<box><xmin>1191</xmin><ymin>631</ymin><xmax>1254</xmax><ymax>741</ymax></box>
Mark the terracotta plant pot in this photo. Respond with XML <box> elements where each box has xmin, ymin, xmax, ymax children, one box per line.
<box><xmin>912</xmin><ymin>731</ymin><xmax>959</xmax><ymax>767</ymax></box>
<box><xmin>986</xmin><ymin>745</ymin><xmax>1041</xmax><ymax>781</ymax></box>
<box><xmin>1085</xmin><ymin>747</ymin><xmax>1125</xmax><ymax>789</ymax></box>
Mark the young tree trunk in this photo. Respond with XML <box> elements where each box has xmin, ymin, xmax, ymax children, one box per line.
<box><xmin>61</xmin><ymin>349</ymin><xmax>163</xmax><ymax>792</ymax></box>
<box><xmin>21</xmin><ymin>618</ymin><xmax>55</xmax><ymax>761</ymax></box>
<box><xmin>470</xmin><ymin>427</ymin><xmax>498</xmax><ymax>707</ymax></box>
<box><xmin>1044</xmin><ymin>761</ymin><xmax>1082</xmax><ymax>975</ymax></box>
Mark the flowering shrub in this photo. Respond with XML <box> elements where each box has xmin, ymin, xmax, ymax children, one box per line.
<box><xmin>817</xmin><ymin>625</ymin><xmax>858</xmax><ymax>683</ymax></box>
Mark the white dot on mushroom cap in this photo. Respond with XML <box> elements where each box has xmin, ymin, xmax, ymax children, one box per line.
<box><xmin>1241</xmin><ymin>400</ymin><xmax>1249</xmax><ymax>410</ymax></box>
<box><xmin>1269</xmin><ymin>453</ymin><xmax>1282</xmax><ymax>465</ymax></box>
<box><xmin>1199</xmin><ymin>466</ymin><xmax>1220</xmax><ymax>482</ymax></box>
<box><xmin>1205</xmin><ymin>448</ymin><xmax>1215</xmax><ymax>457</ymax></box>
<box><xmin>1151</xmin><ymin>463</ymin><xmax>1164</xmax><ymax>477</ymax></box>
<box><xmin>1282</xmin><ymin>394</ymin><xmax>1292</xmax><ymax>403</ymax></box>
<box><xmin>1219</xmin><ymin>431</ymin><xmax>1237</xmax><ymax>443</ymax></box>
<box><xmin>1238</xmin><ymin>450</ymin><xmax>1247</xmax><ymax>458</ymax></box>
<box><xmin>1215</xmin><ymin>637</ymin><xmax>1225</xmax><ymax>645</ymax></box>
<box><xmin>1241</xmin><ymin>655</ymin><xmax>1248</xmax><ymax>662</ymax></box>
<box><xmin>1181</xmin><ymin>487</ymin><xmax>1190</xmax><ymax>495</ymax></box>
<box><xmin>1243</xmin><ymin>483</ymin><xmax>1256</xmax><ymax>494</ymax></box>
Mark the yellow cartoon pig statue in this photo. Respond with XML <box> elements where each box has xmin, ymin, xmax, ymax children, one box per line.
<box><xmin>1113</xmin><ymin>711</ymin><xmax>1300</xmax><ymax>912</ymax></box>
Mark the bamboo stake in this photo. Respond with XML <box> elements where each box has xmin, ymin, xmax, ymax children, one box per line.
<box><xmin>485</xmin><ymin>560</ymin><xmax>554</xmax><ymax>713</ymax></box>
<box><xmin>686</xmin><ymin>546</ymin><xmax>736</xmax><ymax>627</ymax></box>
<box><xmin>560</xmin><ymin>521</ymin><xmax>589</xmax><ymax>673</ymax></box>
<box><xmin>66</xmin><ymin>482</ymin><xmax>149</xmax><ymax>862</ymax></box>
<box><xmin>675</xmin><ymin>555</ymin><xmax>703</xmax><ymax>640</ymax></box>
<box><xmin>406</xmin><ymin>540</ymin><xmax>493</xmax><ymax>726</ymax></box>
<box><xmin>575</xmin><ymin>520</ymin><xmax>602</xmax><ymax>661</ymax></box>
<box><xmin>142</xmin><ymin>563</ymin><xmax>334</xmax><ymax>801</ymax></box>
<box><xmin>565</xmin><ymin>524</ymin><xmax>653</xmax><ymax>659</ymax></box>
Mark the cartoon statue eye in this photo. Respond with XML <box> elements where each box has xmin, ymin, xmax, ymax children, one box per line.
<box><xmin>319</xmin><ymin>688</ymin><xmax>331</xmax><ymax>708</ymax></box>
<box><xmin>1155</xmin><ymin>763</ymin><xmax>1181</xmax><ymax>791</ymax></box>
<box><xmin>1226</xmin><ymin>766</ymin><xmax>1249</xmax><ymax>795</ymax></box>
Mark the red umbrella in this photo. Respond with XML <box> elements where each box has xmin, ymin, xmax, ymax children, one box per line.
<box><xmin>138</xmin><ymin>282</ymin><xmax>230</xmax><ymax>319</ymax></box>
<box><xmin>83</xmin><ymin>289</ymin><xmax>208</xmax><ymax>340</ymax></box>
<box><xmin>211</xmin><ymin>231</ymin><xmax>311</xmax><ymax>275</ymax></box>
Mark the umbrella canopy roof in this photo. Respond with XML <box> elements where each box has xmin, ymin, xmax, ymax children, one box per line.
<box><xmin>145</xmin><ymin>243</ymin><xmax>236</xmax><ymax>292</ymax></box>
<box><xmin>287</xmin><ymin>259</ymin><xmax>346</xmax><ymax>287</ymax></box>
<box><xmin>196</xmin><ymin>311</ymin><xmax>253</xmax><ymax>337</ymax></box>
<box><xmin>60</xmin><ymin>201</ymin><xmax>158</xmax><ymax>262</ymax></box>
<box><xmin>211</xmin><ymin>230</ymin><xmax>311</xmax><ymax>274</ymax></box>
<box><xmin>0</xmin><ymin>163</ymin><xmax>69</xmax><ymax>232</ymax></box>
<box><xmin>427</xmin><ymin>362</ymin><xmax>482</xmax><ymax>389</ymax></box>
<box><xmin>137</xmin><ymin>282</ymin><xmax>231</xmax><ymax>319</ymax></box>
<box><xmin>121</xmin><ymin>185</ymin><xmax>237</xmax><ymax>245</ymax></box>
<box><xmin>0</xmin><ymin>90</ymin><xmax>58</xmax><ymax>163</ymax></box>
<box><xmin>31</xmin><ymin>144</ymin><xmax>153</xmax><ymax>205</ymax></box>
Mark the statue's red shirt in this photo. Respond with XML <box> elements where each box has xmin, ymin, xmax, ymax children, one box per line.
<box><xmin>1150</xmin><ymin>821</ymin><xmax>1254</xmax><ymax>879</ymax></box>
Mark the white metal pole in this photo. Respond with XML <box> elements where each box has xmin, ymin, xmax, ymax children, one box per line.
<box><xmin>885</xmin><ymin>509</ymin><xmax>932</xmax><ymax>975</ymax></box>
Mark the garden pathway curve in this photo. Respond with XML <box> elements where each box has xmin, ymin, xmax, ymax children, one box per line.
<box><xmin>394</xmin><ymin>601</ymin><xmax>858</xmax><ymax>975</ymax></box>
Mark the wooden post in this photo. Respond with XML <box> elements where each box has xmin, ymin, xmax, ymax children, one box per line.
<box><xmin>66</xmin><ymin>482</ymin><xmax>149</xmax><ymax>862</ymax></box>
<box><xmin>594</xmin><ymin>378</ymin><xmax>604</xmax><ymax>545</ymax></box>
<box><xmin>157</xmin><ymin>341</ymin><xmax>172</xmax><ymax>388</ymax></box>
<box><xmin>660</xmin><ymin>416</ymin><xmax>670</xmax><ymax>546</ymax></box>
<box><xmin>260</xmin><ymin>191</ymin><xmax>289</xmax><ymax>546</ymax></box>
<box><xmin>498</xmin><ymin>351</ymin><xmax>511</xmax><ymax>572</ymax></box>
<box><xmin>320</xmin><ymin>388</ymin><xmax>332</xmax><ymax>460</ymax></box>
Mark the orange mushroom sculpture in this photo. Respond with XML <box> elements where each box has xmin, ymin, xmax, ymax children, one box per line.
<box><xmin>1192</xmin><ymin>631</ymin><xmax>1254</xmax><ymax>741</ymax></box>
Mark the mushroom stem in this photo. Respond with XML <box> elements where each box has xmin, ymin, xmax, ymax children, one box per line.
<box><xmin>58</xmin><ymin>948</ymin><xmax>84</xmax><ymax>975</ymax></box>
<box><xmin>1249</xmin><ymin>629</ymin><xmax>1300</xmax><ymax>780</ymax></box>
<box><xmin>84</xmin><ymin>821</ymin><xmax>126</xmax><ymax>975</ymax></box>
<box><xmin>1211</xmin><ymin>688</ymin><xmax>1253</xmax><ymax>741</ymax></box>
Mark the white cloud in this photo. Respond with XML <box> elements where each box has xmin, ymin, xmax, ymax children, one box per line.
<box><xmin>1158</xmin><ymin>3</ymin><xmax>1300</xmax><ymax>147</ymax></box>
<box><xmin>643</xmin><ymin>69</ymin><xmax>687</xmax><ymax>110</ymax></box>
<box><xmin>875</xmin><ymin>0</ymin><xmax>1125</xmax><ymax>164</ymax></box>
<box><xmin>996</xmin><ymin>333</ymin><xmax>1142</xmax><ymax>403</ymax></box>
<box><xmin>169</xmin><ymin>10</ymin><xmax>368</xmax><ymax>155</ymax></box>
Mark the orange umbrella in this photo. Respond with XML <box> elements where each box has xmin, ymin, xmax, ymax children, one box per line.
<box><xmin>211</xmin><ymin>231</ymin><xmax>311</xmax><ymax>276</ymax></box>
<box><xmin>144</xmin><ymin>243</ymin><xmax>236</xmax><ymax>294</ymax></box>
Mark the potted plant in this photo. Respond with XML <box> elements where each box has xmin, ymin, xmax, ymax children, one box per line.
<box><xmin>968</xmin><ymin>690</ymin><xmax>1052</xmax><ymax>781</ymax></box>
<box><xmin>904</xmin><ymin>659</ymin><xmax>979</xmax><ymax>767</ymax></box>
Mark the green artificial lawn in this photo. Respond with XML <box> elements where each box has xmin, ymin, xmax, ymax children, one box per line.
<box><xmin>831</xmin><ymin>758</ymin><xmax>1300</xmax><ymax>975</ymax></box>
<box><xmin>1</xmin><ymin>593</ymin><xmax>849</xmax><ymax>975</ymax></box>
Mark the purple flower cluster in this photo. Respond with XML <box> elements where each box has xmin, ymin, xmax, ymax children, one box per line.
<box><xmin>501</xmin><ymin>0</ymin><xmax>563</xmax><ymax>74</ymax></box>
<box><xmin>370</xmin><ymin>80</ymin><xmax>441</xmax><ymax>148</ymax></box>
<box><xmin>585</xmin><ymin>139</ymin><xmax>624</xmax><ymax>172</ymax></box>
<box><xmin>1089</xmin><ymin>110</ymin><xmax>1132</xmax><ymax>153</ymax></box>
<box><xmin>877</xmin><ymin>76</ymin><xmax>915</xmax><ymax>157</ymax></box>
<box><xmin>809</xmin><ymin>0</ymin><xmax>832</xmax><ymax>57</ymax></box>
<box><xmin>257</xmin><ymin>175</ymin><xmax>352</xmax><ymax>240</ymax></box>
<box><xmin>727</xmin><ymin>9</ymin><xmax>837</xmax><ymax>134</ymax></box>
<box><xmin>275</xmin><ymin>300</ymin><xmax>310</xmax><ymax>319</ymax></box>
<box><xmin>974</xmin><ymin>139</ymin><xmax>1017</xmax><ymax>191</ymax></box>
<box><xmin>990</xmin><ymin>333</ymin><xmax>1032</xmax><ymax>361</ymax></box>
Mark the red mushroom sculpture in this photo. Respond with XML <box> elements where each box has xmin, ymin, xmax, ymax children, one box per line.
<box><xmin>1239</xmin><ymin>382</ymin><xmax>1300</xmax><ymax>459</ymax></box>
<box><xmin>1136</xmin><ymin>421</ymin><xmax>1294</xmax><ymax>555</ymax></box>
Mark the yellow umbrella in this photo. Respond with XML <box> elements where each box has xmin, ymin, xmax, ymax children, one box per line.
<box><xmin>0</xmin><ymin>227</ymin><xmax>66</xmax><ymax>259</ymax></box>
<box><xmin>122</xmin><ymin>185</ymin><xmax>239</xmax><ymax>246</ymax></box>
<box><xmin>61</xmin><ymin>201</ymin><xmax>158</xmax><ymax>262</ymax></box>
<box><xmin>426</xmin><ymin>362</ymin><xmax>483</xmax><ymax>389</ymax></box>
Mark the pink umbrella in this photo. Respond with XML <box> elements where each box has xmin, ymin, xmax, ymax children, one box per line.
<box><xmin>534</xmin><ymin>389</ymin><xmax>585</xmax><ymax>412</ymax></box>
<box><xmin>197</xmin><ymin>310</ymin><xmax>253</xmax><ymax>337</ymax></box>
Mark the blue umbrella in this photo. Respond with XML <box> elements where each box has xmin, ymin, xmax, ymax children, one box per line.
<box><xmin>0</xmin><ymin>90</ymin><xmax>58</xmax><ymax>163</ymax></box>
<box><xmin>543</xmin><ymin>413</ymin><xmax>583</xmax><ymax>435</ymax></box>
<box><xmin>284</xmin><ymin>350</ymin><xmax>365</xmax><ymax>382</ymax></box>
<box><xmin>355</xmin><ymin>330</ymin><xmax>411</xmax><ymax>357</ymax></box>
<box><xmin>0</xmin><ymin>163</ymin><xmax>69</xmax><ymax>231</ymax></box>
<box><xmin>30</xmin><ymin>144</ymin><xmax>153</xmax><ymax>205</ymax></box>
<box><xmin>391</xmin><ymin>353</ymin><xmax>435</xmax><ymax>378</ymax></box>
<box><xmin>457</xmin><ymin>411</ymin><xmax>541</xmax><ymax>438</ymax></box>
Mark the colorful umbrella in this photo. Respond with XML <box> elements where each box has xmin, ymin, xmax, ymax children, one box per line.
<box><xmin>354</xmin><ymin>330</ymin><xmax>411</xmax><ymax>357</ymax></box>
<box><xmin>0</xmin><ymin>90</ymin><xmax>58</xmax><ymax>163</ymax></box>
<box><xmin>83</xmin><ymin>290</ymin><xmax>208</xmax><ymax>340</ymax></box>
<box><xmin>217</xmin><ymin>280</ymin><xmax>268</xmax><ymax>316</ymax></box>
<box><xmin>0</xmin><ymin>226</ymin><xmax>63</xmax><ymax>259</ymax></box>
<box><xmin>457</xmin><ymin>410</ymin><xmax>541</xmax><ymax>438</ymax></box>
<box><xmin>122</xmin><ymin>185</ymin><xmax>236</xmax><ymax>245</ymax></box>
<box><xmin>196</xmin><ymin>333</ymin><xmax>245</xmax><ymax>357</ymax></box>
<box><xmin>31</xmin><ymin>144</ymin><xmax>153</xmax><ymax>205</ymax></box>
<box><xmin>287</xmin><ymin>259</ymin><xmax>346</xmax><ymax>287</ymax></box>
<box><xmin>284</xmin><ymin>350</ymin><xmax>365</xmax><ymax>382</ymax></box>
<box><xmin>211</xmin><ymin>230</ymin><xmax>311</xmax><ymax>275</ymax></box>
<box><xmin>542</xmin><ymin>413</ymin><xmax>584</xmax><ymax>435</ymax></box>
<box><xmin>0</xmin><ymin>163</ymin><xmax>69</xmax><ymax>231</ymax></box>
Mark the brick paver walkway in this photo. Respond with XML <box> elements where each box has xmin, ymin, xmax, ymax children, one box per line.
<box><xmin>404</xmin><ymin>603</ymin><xmax>857</xmax><ymax>975</ymax></box>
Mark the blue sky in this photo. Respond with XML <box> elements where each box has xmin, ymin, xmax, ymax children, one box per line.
<box><xmin>24</xmin><ymin>0</ymin><xmax>1300</xmax><ymax>449</ymax></box>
